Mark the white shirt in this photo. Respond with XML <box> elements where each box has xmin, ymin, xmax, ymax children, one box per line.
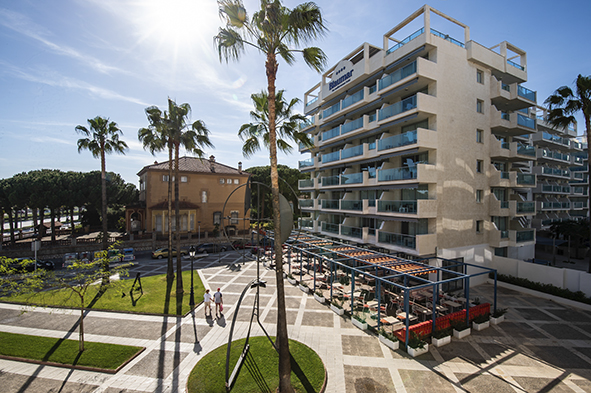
<box><xmin>204</xmin><ymin>292</ymin><xmax>212</xmax><ymax>303</ymax></box>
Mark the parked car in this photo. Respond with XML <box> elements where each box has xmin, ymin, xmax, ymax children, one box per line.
<box><xmin>151</xmin><ymin>248</ymin><xmax>188</xmax><ymax>259</ymax></box>
<box><xmin>196</xmin><ymin>243</ymin><xmax>229</xmax><ymax>253</ymax></box>
<box><xmin>122</xmin><ymin>248</ymin><xmax>135</xmax><ymax>262</ymax></box>
<box><xmin>231</xmin><ymin>239</ymin><xmax>248</xmax><ymax>249</ymax></box>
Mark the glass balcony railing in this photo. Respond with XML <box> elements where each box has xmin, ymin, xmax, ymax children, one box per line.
<box><xmin>507</xmin><ymin>59</ymin><xmax>524</xmax><ymax>71</ymax></box>
<box><xmin>321</xmin><ymin>222</ymin><xmax>339</xmax><ymax>234</ymax></box>
<box><xmin>501</xmin><ymin>112</ymin><xmax>510</xmax><ymax>120</ymax></box>
<box><xmin>369</xmin><ymin>141</ymin><xmax>376</xmax><ymax>150</ymax></box>
<box><xmin>299</xmin><ymin>159</ymin><xmax>313</xmax><ymax>168</ymax></box>
<box><xmin>574</xmin><ymin>156</ymin><xmax>584</xmax><ymax>164</ymax></box>
<box><xmin>341</xmin><ymin>225</ymin><xmax>362</xmax><ymax>238</ymax></box>
<box><xmin>377</xmin><ymin>200</ymin><xmax>417</xmax><ymax>214</ymax></box>
<box><xmin>501</xmin><ymin>83</ymin><xmax>511</xmax><ymax>92</ymax></box>
<box><xmin>430</xmin><ymin>28</ymin><xmax>464</xmax><ymax>47</ymax></box>
<box><xmin>322</xmin><ymin>125</ymin><xmax>340</xmax><ymax>141</ymax></box>
<box><xmin>298</xmin><ymin>117</ymin><xmax>314</xmax><ymax>130</ymax></box>
<box><xmin>518</xmin><ymin>85</ymin><xmax>536</xmax><ymax>101</ymax></box>
<box><xmin>500</xmin><ymin>230</ymin><xmax>509</xmax><ymax>239</ymax></box>
<box><xmin>378</xmin><ymin>231</ymin><xmax>416</xmax><ymax>249</ymax></box>
<box><xmin>517</xmin><ymin>143</ymin><xmax>535</xmax><ymax>156</ymax></box>
<box><xmin>341</xmin><ymin>145</ymin><xmax>364</xmax><ymax>160</ymax></box>
<box><xmin>341</xmin><ymin>172</ymin><xmax>363</xmax><ymax>185</ymax></box>
<box><xmin>378</xmin><ymin>166</ymin><xmax>417</xmax><ymax>181</ymax></box>
<box><xmin>299</xmin><ymin>179</ymin><xmax>314</xmax><ymax>188</ymax></box>
<box><xmin>500</xmin><ymin>172</ymin><xmax>510</xmax><ymax>179</ymax></box>
<box><xmin>386</xmin><ymin>27</ymin><xmax>424</xmax><ymax>54</ymax></box>
<box><xmin>542</xmin><ymin>132</ymin><xmax>570</xmax><ymax>146</ymax></box>
<box><xmin>299</xmin><ymin>199</ymin><xmax>314</xmax><ymax>208</ymax></box>
<box><xmin>322</xmin><ymin>102</ymin><xmax>340</xmax><ymax>119</ymax></box>
<box><xmin>341</xmin><ymin>90</ymin><xmax>364</xmax><ymax>110</ymax></box>
<box><xmin>517</xmin><ymin>202</ymin><xmax>535</xmax><ymax>214</ymax></box>
<box><xmin>516</xmin><ymin>230</ymin><xmax>535</xmax><ymax>243</ymax></box>
<box><xmin>299</xmin><ymin>219</ymin><xmax>313</xmax><ymax>229</ymax></box>
<box><xmin>369</xmin><ymin>85</ymin><xmax>377</xmax><ymax>94</ymax></box>
<box><xmin>517</xmin><ymin>173</ymin><xmax>536</xmax><ymax>185</ymax></box>
<box><xmin>322</xmin><ymin>150</ymin><xmax>340</xmax><ymax>163</ymax></box>
<box><xmin>305</xmin><ymin>96</ymin><xmax>318</xmax><ymax>107</ymax></box>
<box><xmin>321</xmin><ymin>199</ymin><xmax>339</xmax><ymax>209</ymax></box>
<box><xmin>500</xmin><ymin>201</ymin><xmax>509</xmax><ymax>208</ymax></box>
<box><xmin>369</xmin><ymin>113</ymin><xmax>377</xmax><ymax>122</ymax></box>
<box><xmin>341</xmin><ymin>200</ymin><xmax>362</xmax><ymax>211</ymax></box>
<box><xmin>321</xmin><ymin>176</ymin><xmax>339</xmax><ymax>187</ymax></box>
<box><xmin>517</xmin><ymin>113</ymin><xmax>536</xmax><ymax>129</ymax></box>
<box><xmin>341</xmin><ymin>117</ymin><xmax>364</xmax><ymax>134</ymax></box>
<box><xmin>378</xmin><ymin>130</ymin><xmax>418</xmax><ymax>151</ymax></box>
<box><xmin>379</xmin><ymin>95</ymin><xmax>417</xmax><ymax>121</ymax></box>
<box><xmin>379</xmin><ymin>61</ymin><xmax>417</xmax><ymax>91</ymax></box>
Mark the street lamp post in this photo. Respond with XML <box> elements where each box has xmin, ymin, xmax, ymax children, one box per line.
<box><xmin>189</xmin><ymin>245</ymin><xmax>196</xmax><ymax>308</ymax></box>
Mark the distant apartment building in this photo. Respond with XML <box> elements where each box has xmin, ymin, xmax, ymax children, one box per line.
<box><xmin>531</xmin><ymin>106</ymin><xmax>588</xmax><ymax>230</ymax></box>
<box><xmin>125</xmin><ymin>156</ymin><xmax>250</xmax><ymax>235</ymax></box>
<box><xmin>297</xmin><ymin>5</ymin><xmax>538</xmax><ymax>266</ymax></box>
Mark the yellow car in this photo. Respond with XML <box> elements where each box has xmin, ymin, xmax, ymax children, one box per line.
<box><xmin>151</xmin><ymin>248</ymin><xmax>187</xmax><ymax>259</ymax></box>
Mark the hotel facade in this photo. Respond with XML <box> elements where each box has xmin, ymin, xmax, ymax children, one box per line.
<box><xmin>297</xmin><ymin>5</ymin><xmax>542</xmax><ymax>266</ymax></box>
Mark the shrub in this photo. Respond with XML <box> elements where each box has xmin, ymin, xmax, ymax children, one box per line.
<box><xmin>432</xmin><ymin>327</ymin><xmax>452</xmax><ymax>339</ymax></box>
<box><xmin>491</xmin><ymin>273</ymin><xmax>591</xmax><ymax>305</ymax></box>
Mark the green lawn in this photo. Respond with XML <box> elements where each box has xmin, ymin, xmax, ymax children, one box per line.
<box><xmin>0</xmin><ymin>331</ymin><xmax>142</xmax><ymax>370</ymax></box>
<box><xmin>187</xmin><ymin>336</ymin><xmax>326</xmax><ymax>393</ymax></box>
<box><xmin>3</xmin><ymin>270</ymin><xmax>205</xmax><ymax>315</ymax></box>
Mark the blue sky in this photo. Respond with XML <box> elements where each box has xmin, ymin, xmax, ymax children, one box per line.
<box><xmin>1</xmin><ymin>0</ymin><xmax>589</xmax><ymax>186</ymax></box>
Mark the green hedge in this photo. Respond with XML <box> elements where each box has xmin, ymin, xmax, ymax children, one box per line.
<box><xmin>492</xmin><ymin>272</ymin><xmax>591</xmax><ymax>305</ymax></box>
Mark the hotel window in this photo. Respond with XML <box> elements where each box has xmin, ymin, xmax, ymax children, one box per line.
<box><xmin>220</xmin><ymin>178</ymin><xmax>225</xmax><ymax>184</ymax></box>
<box><xmin>213</xmin><ymin>211</ymin><xmax>222</xmax><ymax>225</ymax></box>
<box><xmin>163</xmin><ymin>175</ymin><xmax>169</xmax><ymax>182</ymax></box>
<box><xmin>476</xmin><ymin>160</ymin><xmax>483</xmax><ymax>173</ymax></box>
<box><xmin>476</xmin><ymin>99</ymin><xmax>484</xmax><ymax>113</ymax></box>
<box><xmin>476</xmin><ymin>189</ymin><xmax>483</xmax><ymax>203</ymax></box>
<box><xmin>234</xmin><ymin>179</ymin><xmax>239</xmax><ymax>184</ymax></box>
<box><xmin>201</xmin><ymin>191</ymin><xmax>208</xmax><ymax>203</ymax></box>
<box><xmin>227</xmin><ymin>178</ymin><xmax>232</xmax><ymax>184</ymax></box>
<box><xmin>476</xmin><ymin>220</ymin><xmax>483</xmax><ymax>233</ymax></box>
<box><xmin>476</xmin><ymin>69</ymin><xmax>484</xmax><ymax>84</ymax></box>
<box><xmin>181</xmin><ymin>176</ymin><xmax>188</xmax><ymax>183</ymax></box>
<box><xmin>230</xmin><ymin>210</ymin><xmax>239</xmax><ymax>225</ymax></box>
<box><xmin>476</xmin><ymin>129</ymin><xmax>483</xmax><ymax>143</ymax></box>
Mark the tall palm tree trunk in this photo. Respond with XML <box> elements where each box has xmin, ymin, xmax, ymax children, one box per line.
<box><xmin>267</xmin><ymin>53</ymin><xmax>293</xmax><ymax>393</ymax></box>
<box><xmin>167</xmin><ymin>144</ymin><xmax>174</xmax><ymax>283</ymax></box>
<box><xmin>175</xmin><ymin>145</ymin><xmax>183</xmax><ymax>295</ymax></box>
<box><xmin>586</xmin><ymin>115</ymin><xmax>591</xmax><ymax>273</ymax></box>
<box><xmin>101</xmin><ymin>149</ymin><xmax>108</xmax><ymax>251</ymax></box>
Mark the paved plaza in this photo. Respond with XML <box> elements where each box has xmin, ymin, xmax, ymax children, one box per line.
<box><xmin>0</xmin><ymin>253</ymin><xmax>590</xmax><ymax>392</ymax></box>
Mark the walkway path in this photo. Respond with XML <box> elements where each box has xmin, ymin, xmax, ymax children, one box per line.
<box><xmin>0</xmin><ymin>255</ymin><xmax>590</xmax><ymax>392</ymax></box>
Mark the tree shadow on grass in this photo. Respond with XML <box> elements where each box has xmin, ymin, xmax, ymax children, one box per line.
<box><xmin>155</xmin><ymin>276</ymin><xmax>174</xmax><ymax>393</ymax></box>
<box><xmin>290</xmin><ymin>353</ymin><xmax>316</xmax><ymax>393</ymax></box>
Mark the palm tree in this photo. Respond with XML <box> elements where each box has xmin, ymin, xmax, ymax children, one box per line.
<box><xmin>76</xmin><ymin>116</ymin><xmax>128</xmax><ymax>283</ymax></box>
<box><xmin>138</xmin><ymin>106</ymin><xmax>175</xmax><ymax>283</ymax></box>
<box><xmin>167</xmin><ymin>98</ymin><xmax>213</xmax><ymax>295</ymax></box>
<box><xmin>215</xmin><ymin>1</ymin><xmax>326</xmax><ymax>390</ymax></box>
<box><xmin>545</xmin><ymin>74</ymin><xmax>591</xmax><ymax>272</ymax></box>
<box><xmin>239</xmin><ymin>89</ymin><xmax>313</xmax><ymax>158</ymax></box>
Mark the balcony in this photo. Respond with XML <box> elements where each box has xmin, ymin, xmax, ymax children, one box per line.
<box><xmin>490</xmin><ymin>166</ymin><xmax>536</xmax><ymax>188</ymax></box>
<box><xmin>298</xmin><ymin>116</ymin><xmax>315</xmax><ymax>131</ymax></box>
<box><xmin>299</xmin><ymin>218</ymin><xmax>315</xmax><ymax>230</ymax></box>
<box><xmin>489</xmin><ymin>136</ymin><xmax>536</xmax><ymax>161</ymax></box>
<box><xmin>321</xmin><ymin>176</ymin><xmax>340</xmax><ymax>187</ymax></box>
<box><xmin>340</xmin><ymin>172</ymin><xmax>363</xmax><ymax>185</ymax></box>
<box><xmin>491</xmin><ymin>80</ymin><xmax>537</xmax><ymax>111</ymax></box>
<box><xmin>378</xmin><ymin>163</ymin><xmax>437</xmax><ymax>184</ymax></box>
<box><xmin>491</xmin><ymin>110</ymin><xmax>537</xmax><ymax>136</ymax></box>
<box><xmin>376</xmin><ymin>199</ymin><xmax>437</xmax><ymax>218</ymax></box>
<box><xmin>377</xmin><ymin>230</ymin><xmax>436</xmax><ymax>255</ymax></box>
<box><xmin>321</xmin><ymin>222</ymin><xmax>339</xmax><ymax>234</ymax></box>
<box><xmin>532</xmin><ymin>131</ymin><xmax>573</xmax><ymax>148</ymax></box>
<box><xmin>378</xmin><ymin>128</ymin><xmax>438</xmax><ymax>154</ymax></box>
<box><xmin>534</xmin><ymin>166</ymin><xmax>571</xmax><ymax>180</ymax></box>
<box><xmin>298</xmin><ymin>199</ymin><xmax>315</xmax><ymax>209</ymax></box>
<box><xmin>490</xmin><ymin>229</ymin><xmax>535</xmax><ymax>248</ymax></box>
<box><xmin>341</xmin><ymin>225</ymin><xmax>363</xmax><ymax>239</ymax></box>
<box><xmin>340</xmin><ymin>200</ymin><xmax>363</xmax><ymax>212</ymax></box>
<box><xmin>321</xmin><ymin>199</ymin><xmax>339</xmax><ymax>210</ymax></box>
<box><xmin>340</xmin><ymin>145</ymin><xmax>364</xmax><ymax>160</ymax></box>
<box><xmin>379</xmin><ymin>95</ymin><xmax>417</xmax><ymax>121</ymax></box>
<box><xmin>298</xmin><ymin>158</ymin><xmax>315</xmax><ymax>169</ymax></box>
<box><xmin>571</xmin><ymin>201</ymin><xmax>588</xmax><ymax>210</ymax></box>
<box><xmin>299</xmin><ymin>178</ymin><xmax>315</xmax><ymax>189</ymax></box>
<box><xmin>537</xmin><ymin>148</ymin><xmax>573</xmax><ymax>164</ymax></box>
<box><xmin>490</xmin><ymin>200</ymin><xmax>536</xmax><ymax>216</ymax></box>
<box><xmin>322</xmin><ymin>150</ymin><xmax>340</xmax><ymax>164</ymax></box>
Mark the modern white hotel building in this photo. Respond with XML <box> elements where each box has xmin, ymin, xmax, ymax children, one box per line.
<box><xmin>297</xmin><ymin>5</ymin><xmax>541</xmax><ymax>266</ymax></box>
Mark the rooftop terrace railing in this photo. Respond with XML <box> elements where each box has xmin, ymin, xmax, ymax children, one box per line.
<box><xmin>507</xmin><ymin>59</ymin><xmax>525</xmax><ymax>71</ymax></box>
<box><xmin>430</xmin><ymin>28</ymin><xmax>464</xmax><ymax>47</ymax></box>
<box><xmin>386</xmin><ymin>27</ymin><xmax>424</xmax><ymax>54</ymax></box>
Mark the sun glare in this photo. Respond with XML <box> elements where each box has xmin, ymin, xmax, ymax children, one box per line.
<box><xmin>134</xmin><ymin>0</ymin><xmax>216</xmax><ymax>50</ymax></box>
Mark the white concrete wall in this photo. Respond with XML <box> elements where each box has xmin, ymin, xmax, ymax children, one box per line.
<box><xmin>492</xmin><ymin>255</ymin><xmax>591</xmax><ymax>297</ymax></box>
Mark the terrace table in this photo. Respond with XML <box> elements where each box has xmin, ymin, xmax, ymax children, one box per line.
<box><xmin>443</xmin><ymin>300</ymin><xmax>461</xmax><ymax>312</ymax></box>
<box><xmin>396</xmin><ymin>313</ymin><xmax>418</xmax><ymax>323</ymax></box>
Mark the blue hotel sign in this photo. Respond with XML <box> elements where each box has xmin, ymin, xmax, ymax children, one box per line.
<box><xmin>329</xmin><ymin>60</ymin><xmax>354</xmax><ymax>92</ymax></box>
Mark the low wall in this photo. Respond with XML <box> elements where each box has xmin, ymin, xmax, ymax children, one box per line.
<box><xmin>492</xmin><ymin>256</ymin><xmax>591</xmax><ymax>297</ymax></box>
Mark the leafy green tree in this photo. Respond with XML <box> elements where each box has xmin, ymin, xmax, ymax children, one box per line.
<box><xmin>167</xmin><ymin>99</ymin><xmax>213</xmax><ymax>295</ymax></box>
<box><xmin>550</xmin><ymin>219</ymin><xmax>590</xmax><ymax>260</ymax></box>
<box><xmin>76</xmin><ymin>116</ymin><xmax>128</xmax><ymax>253</ymax></box>
<box><xmin>545</xmin><ymin>74</ymin><xmax>591</xmax><ymax>272</ymax></box>
<box><xmin>0</xmin><ymin>177</ymin><xmax>16</xmax><ymax>245</ymax></box>
<box><xmin>215</xmin><ymin>2</ymin><xmax>326</xmax><ymax>390</ymax></box>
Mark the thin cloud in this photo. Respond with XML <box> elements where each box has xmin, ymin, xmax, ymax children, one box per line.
<box><xmin>0</xmin><ymin>8</ymin><xmax>125</xmax><ymax>75</ymax></box>
<box><xmin>4</xmin><ymin>64</ymin><xmax>149</xmax><ymax>106</ymax></box>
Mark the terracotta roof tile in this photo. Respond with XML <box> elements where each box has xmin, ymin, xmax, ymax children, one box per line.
<box><xmin>139</xmin><ymin>156</ymin><xmax>248</xmax><ymax>176</ymax></box>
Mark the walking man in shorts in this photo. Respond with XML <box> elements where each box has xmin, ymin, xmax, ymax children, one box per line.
<box><xmin>203</xmin><ymin>289</ymin><xmax>212</xmax><ymax>317</ymax></box>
